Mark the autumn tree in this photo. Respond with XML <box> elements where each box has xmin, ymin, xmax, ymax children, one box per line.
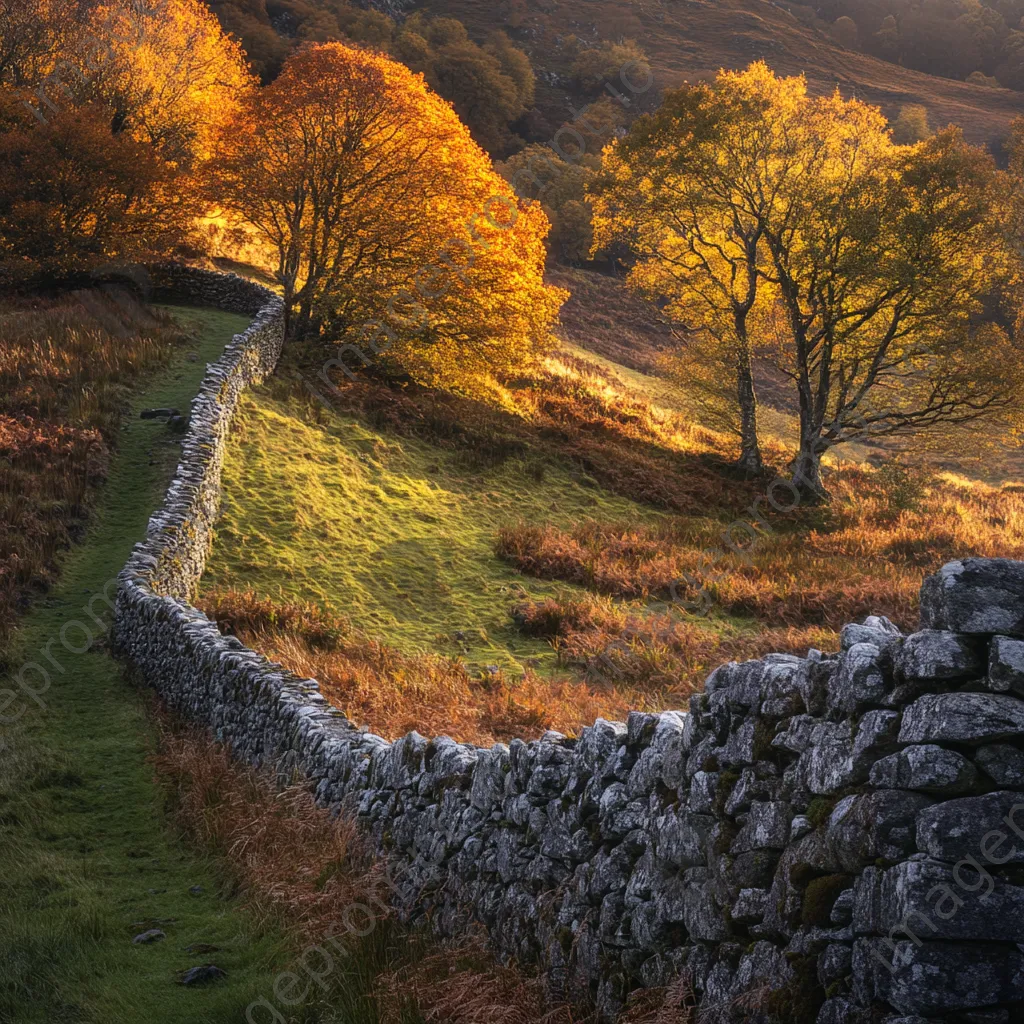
<box><xmin>890</xmin><ymin>103</ymin><xmax>931</xmax><ymax>144</ymax></box>
<box><xmin>497</xmin><ymin>97</ymin><xmax>626</xmax><ymax>263</ymax></box>
<box><xmin>570</xmin><ymin>38</ymin><xmax>649</xmax><ymax>94</ymax></box>
<box><xmin>206</xmin><ymin>0</ymin><xmax>394</xmax><ymax>80</ymax></box>
<box><xmin>831</xmin><ymin>15</ymin><xmax>859</xmax><ymax>49</ymax></box>
<box><xmin>0</xmin><ymin>0</ymin><xmax>247</xmax><ymax>280</ymax></box>
<box><xmin>205</xmin><ymin>2</ymin><xmax>536</xmax><ymax>154</ymax></box>
<box><xmin>207</xmin><ymin>42</ymin><xmax>562</xmax><ymax>391</ymax></box>
<box><xmin>767</xmin><ymin>118</ymin><xmax>1018</xmax><ymax>497</ymax></box>
<box><xmin>7</xmin><ymin>0</ymin><xmax>252</xmax><ymax>167</ymax></box>
<box><xmin>0</xmin><ymin>0</ymin><xmax>79</xmax><ymax>86</ymax></box>
<box><xmin>73</xmin><ymin>0</ymin><xmax>252</xmax><ymax>165</ymax></box>
<box><xmin>593</xmin><ymin>63</ymin><xmax>1024</xmax><ymax>498</ymax></box>
<box><xmin>498</xmin><ymin>143</ymin><xmax>599</xmax><ymax>263</ymax></box>
<box><xmin>0</xmin><ymin>91</ymin><xmax>197</xmax><ymax>284</ymax></box>
<box><xmin>589</xmin><ymin>64</ymin><xmax>806</xmax><ymax>473</ymax></box>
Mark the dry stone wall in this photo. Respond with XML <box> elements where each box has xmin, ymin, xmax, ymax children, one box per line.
<box><xmin>114</xmin><ymin>267</ymin><xmax>1024</xmax><ymax>1024</ymax></box>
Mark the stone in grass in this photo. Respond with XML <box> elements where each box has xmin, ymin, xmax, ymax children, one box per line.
<box><xmin>132</xmin><ymin>929</ymin><xmax>166</xmax><ymax>944</ymax></box>
<box><xmin>987</xmin><ymin>635</ymin><xmax>1024</xmax><ymax>696</ymax></box>
<box><xmin>869</xmin><ymin>744</ymin><xmax>978</xmax><ymax>795</ymax></box>
<box><xmin>184</xmin><ymin>943</ymin><xmax>220</xmax><ymax>956</ymax></box>
<box><xmin>177</xmin><ymin>964</ymin><xmax>226</xmax><ymax>986</ymax></box>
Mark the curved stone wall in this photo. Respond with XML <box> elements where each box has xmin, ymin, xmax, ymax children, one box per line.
<box><xmin>113</xmin><ymin>267</ymin><xmax>1024</xmax><ymax>1024</ymax></box>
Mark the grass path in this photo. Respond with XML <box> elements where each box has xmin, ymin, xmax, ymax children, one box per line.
<box><xmin>0</xmin><ymin>308</ymin><xmax>295</xmax><ymax>1023</ymax></box>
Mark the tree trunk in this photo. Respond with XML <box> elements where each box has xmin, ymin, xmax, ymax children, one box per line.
<box><xmin>791</xmin><ymin>435</ymin><xmax>828</xmax><ymax>504</ymax></box>
<box><xmin>293</xmin><ymin>293</ymin><xmax>314</xmax><ymax>341</ymax></box>
<box><xmin>735</xmin><ymin>341</ymin><xmax>764</xmax><ymax>476</ymax></box>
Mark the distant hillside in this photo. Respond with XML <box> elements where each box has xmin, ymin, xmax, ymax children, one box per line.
<box><xmin>413</xmin><ymin>0</ymin><xmax>1024</xmax><ymax>149</ymax></box>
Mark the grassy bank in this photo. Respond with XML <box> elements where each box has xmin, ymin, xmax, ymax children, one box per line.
<box><xmin>0</xmin><ymin>307</ymin><xmax>299</xmax><ymax>1023</ymax></box>
<box><xmin>200</xmin><ymin>388</ymin><xmax>664</xmax><ymax>676</ymax></box>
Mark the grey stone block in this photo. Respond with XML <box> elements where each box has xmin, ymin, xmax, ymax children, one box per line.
<box><xmin>854</xmin><ymin>937</ymin><xmax>1024</xmax><ymax>1014</ymax></box>
<box><xmin>916</xmin><ymin>791</ymin><xmax>1024</xmax><ymax>863</ymax></box>
<box><xmin>987</xmin><ymin>635</ymin><xmax>1024</xmax><ymax>695</ymax></box>
<box><xmin>879</xmin><ymin>857</ymin><xmax>1024</xmax><ymax>941</ymax></box>
<box><xmin>869</xmin><ymin>744</ymin><xmax>979</xmax><ymax>795</ymax></box>
<box><xmin>828</xmin><ymin>791</ymin><xmax>934</xmax><ymax>871</ymax></box>
<box><xmin>920</xmin><ymin>558</ymin><xmax>1024</xmax><ymax>636</ymax></box>
<box><xmin>895</xmin><ymin>630</ymin><xmax>983</xmax><ymax>682</ymax></box>
<box><xmin>898</xmin><ymin>692</ymin><xmax>1024</xmax><ymax>746</ymax></box>
<box><xmin>975</xmin><ymin>743</ymin><xmax>1024</xmax><ymax>787</ymax></box>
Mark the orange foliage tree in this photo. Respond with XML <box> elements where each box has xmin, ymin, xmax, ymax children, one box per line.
<box><xmin>208</xmin><ymin>42</ymin><xmax>563</xmax><ymax>391</ymax></box>
<box><xmin>0</xmin><ymin>92</ymin><xmax>198</xmax><ymax>284</ymax></box>
<box><xmin>0</xmin><ymin>0</ymin><xmax>250</xmax><ymax>281</ymax></box>
<box><xmin>4</xmin><ymin>0</ymin><xmax>252</xmax><ymax>167</ymax></box>
<box><xmin>0</xmin><ymin>0</ymin><xmax>79</xmax><ymax>87</ymax></box>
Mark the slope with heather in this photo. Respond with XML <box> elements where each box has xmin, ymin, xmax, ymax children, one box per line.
<box><xmin>415</xmin><ymin>0</ymin><xmax>1024</xmax><ymax>148</ymax></box>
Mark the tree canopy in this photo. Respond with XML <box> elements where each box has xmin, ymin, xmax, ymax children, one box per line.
<box><xmin>2</xmin><ymin>0</ymin><xmax>252</xmax><ymax>167</ymax></box>
<box><xmin>0</xmin><ymin>91</ymin><xmax>196</xmax><ymax>283</ymax></box>
<box><xmin>204</xmin><ymin>1</ymin><xmax>537</xmax><ymax>155</ymax></box>
<box><xmin>208</xmin><ymin>42</ymin><xmax>563</xmax><ymax>393</ymax></box>
<box><xmin>0</xmin><ymin>0</ymin><xmax>246</xmax><ymax>283</ymax></box>
<box><xmin>811</xmin><ymin>0</ymin><xmax>1024</xmax><ymax>90</ymax></box>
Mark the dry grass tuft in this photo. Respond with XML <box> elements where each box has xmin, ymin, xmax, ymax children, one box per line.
<box><xmin>618</xmin><ymin>975</ymin><xmax>697</xmax><ymax>1024</ymax></box>
<box><xmin>151</xmin><ymin>720</ymin><xmax>388</xmax><ymax>940</ymax></box>
<box><xmin>513</xmin><ymin>595</ymin><xmax>835</xmax><ymax>693</ymax></box>
<box><xmin>376</xmin><ymin>943</ymin><xmax>585</xmax><ymax>1024</ymax></box>
<box><xmin>198</xmin><ymin>588</ymin><xmax>624</xmax><ymax>743</ymax></box>
<box><xmin>199</xmin><ymin>588</ymin><xmax>833</xmax><ymax>740</ymax></box>
<box><xmin>497</xmin><ymin>461</ymin><xmax>1024</xmax><ymax>635</ymax></box>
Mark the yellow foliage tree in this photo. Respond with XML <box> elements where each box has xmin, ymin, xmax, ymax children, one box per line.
<box><xmin>590</xmin><ymin>63</ymin><xmax>813</xmax><ymax>473</ymax></box>
<box><xmin>592</xmin><ymin>62</ymin><xmax>1023</xmax><ymax>497</ymax></box>
<box><xmin>207</xmin><ymin>42</ymin><xmax>563</xmax><ymax>393</ymax></box>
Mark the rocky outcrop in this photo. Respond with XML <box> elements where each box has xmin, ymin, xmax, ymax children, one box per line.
<box><xmin>113</xmin><ymin>268</ymin><xmax>1024</xmax><ymax>1024</ymax></box>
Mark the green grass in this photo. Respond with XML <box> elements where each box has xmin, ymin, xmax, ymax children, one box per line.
<box><xmin>201</xmin><ymin>388</ymin><xmax>665</xmax><ymax>676</ymax></box>
<box><xmin>0</xmin><ymin>307</ymin><xmax>301</xmax><ymax>1024</ymax></box>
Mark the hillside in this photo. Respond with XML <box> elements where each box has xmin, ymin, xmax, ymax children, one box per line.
<box><xmin>415</xmin><ymin>0</ymin><xmax>1024</xmax><ymax>148</ymax></box>
<box><xmin>194</xmin><ymin>329</ymin><xmax>1024</xmax><ymax>746</ymax></box>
